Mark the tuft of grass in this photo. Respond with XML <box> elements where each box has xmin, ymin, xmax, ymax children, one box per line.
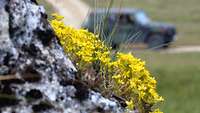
<box><xmin>83</xmin><ymin>0</ymin><xmax>200</xmax><ymax>46</ymax></box>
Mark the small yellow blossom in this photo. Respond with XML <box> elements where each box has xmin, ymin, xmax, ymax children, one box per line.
<box><xmin>150</xmin><ymin>109</ymin><xmax>163</xmax><ymax>113</ymax></box>
<box><xmin>51</xmin><ymin>13</ymin><xmax>64</xmax><ymax>21</ymax></box>
<box><xmin>126</xmin><ymin>100</ymin><xmax>135</xmax><ymax>110</ymax></box>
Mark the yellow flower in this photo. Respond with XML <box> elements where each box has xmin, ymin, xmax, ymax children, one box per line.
<box><xmin>51</xmin><ymin>13</ymin><xmax>64</xmax><ymax>21</ymax></box>
<box><xmin>126</xmin><ymin>100</ymin><xmax>134</xmax><ymax>110</ymax></box>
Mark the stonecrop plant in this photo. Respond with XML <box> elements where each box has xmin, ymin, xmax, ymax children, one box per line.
<box><xmin>50</xmin><ymin>13</ymin><xmax>163</xmax><ymax>113</ymax></box>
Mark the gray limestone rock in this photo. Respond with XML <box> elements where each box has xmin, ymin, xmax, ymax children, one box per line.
<box><xmin>0</xmin><ymin>0</ymin><xmax>127</xmax><ymax>113</ymax></box>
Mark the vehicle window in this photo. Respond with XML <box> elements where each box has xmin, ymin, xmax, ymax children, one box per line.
<box><xmin>127</xmin><ymin>14</ymin><xmax>135</xmax><ymax>24</ymax></box>
<box><xmin>134</xmin><ymin>11</ymin><xmax>150</xmax><ymax>25</ymax></box>
<box><xmin>119</xmin><ymin>14</ymin><xmax>135</xmax><ymax>25</ymax></box>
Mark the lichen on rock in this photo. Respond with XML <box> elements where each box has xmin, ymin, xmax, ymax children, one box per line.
<box><xmin>0</xmin><ymin>0</ymin><xmax>126</xmax><ymax>113</ymax></box>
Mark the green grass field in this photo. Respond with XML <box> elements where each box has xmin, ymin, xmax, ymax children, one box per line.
<box><xmin>83</xmin><ymin>0</ymin><xmax>200</xmax><ymax>46</ymax></box>
<box><xmin>132</xmin><ymin>51</ymin><xmax>200</xmax><ymax>113</ymax></box>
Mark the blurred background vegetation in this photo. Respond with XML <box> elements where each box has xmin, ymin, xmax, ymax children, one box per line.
<box><xmin>83</xmin><ymin>0</ymin><xmax>200</xmax><ymax>46</ymax></box>
<box><xmin>38</xmin><ymin>0</ymin><xmax>200</xmax><ymax>113</ymax></box>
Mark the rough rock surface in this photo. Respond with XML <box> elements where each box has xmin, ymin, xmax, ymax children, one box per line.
<box><xmin>0</xmin><ymin>0</ymin><xmax>125</xmax><ymax>113</ymax></box>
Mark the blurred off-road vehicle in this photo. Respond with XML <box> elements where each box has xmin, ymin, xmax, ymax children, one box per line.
<box><xmin>82</xmin><ymin>8</ymin><xmax>176</xmax><ymax>49</ymax></box>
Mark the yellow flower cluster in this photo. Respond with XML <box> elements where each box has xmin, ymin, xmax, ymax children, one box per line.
<box><xmin>50</xmin><ymin>14</ymin><xmax>163</xmax><ymax>113</ymax></box>
<box><xmin>111</xmin><ymin>53</ymin><xmax>163</xmax><ymax>111</ymax></box>
<box><xmin>50</xmin><ymin>14</ymin><xmax>110</xmax><ymax>69</ymax></box>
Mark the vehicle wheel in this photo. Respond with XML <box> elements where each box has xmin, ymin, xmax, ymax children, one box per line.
<box><xmin>147</xmin><ymin>35</ymin><xmax>165</xmax><ymax>49</ymax></box>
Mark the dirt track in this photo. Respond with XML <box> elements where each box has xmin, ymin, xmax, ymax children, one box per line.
<box><xmin>163</xmin><ymin>46</ymin><xmax>200</xmax><ymax>53</ymax></box>
<box><xmin>45</xmin><ymin>0</ymin><xmax>90</xmax><ymax>28</ymax></box>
